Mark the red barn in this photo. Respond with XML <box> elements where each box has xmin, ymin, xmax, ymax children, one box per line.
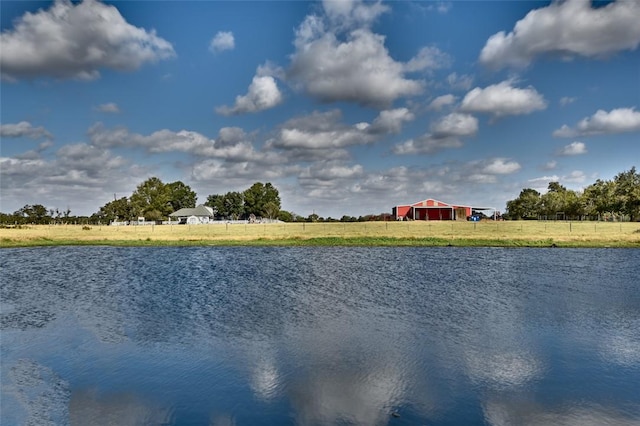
<box><xmin>392</xmin><ymin>199</ymin><xmax>472</xmax><ymax>221</ymax></box>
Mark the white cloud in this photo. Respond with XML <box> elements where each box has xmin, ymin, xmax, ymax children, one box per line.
<box><xmin>288</xmin><ymin>28</ymin><xmax>425</xmax><ymax>107</ymax></box>
<box><xmin>404</xmin><ymin>46</ymin><xmax>451</xmax><ymax>73</ymax></box>
<box><xmin>87</xmin><ymin>123</ymin><xmax>279</xmax><ymax>164</ymax></box>
<box><xmin>553</xmin><ymin>107</ymin><xmax>640</xmax><ymax>137</ymax></box>
<box><xmin>300</xmin><ymin>162</ymin><xmax>364</xmax><ymax>181</ymax></box>
<box><xmin>95</xmin><ymin>103</ymin><xmax>120</xmax><ymax>113</ymax></box>
<box><xmin>216</xmin><ymin>73</ymin><xmax>283</xmax><ymax>115</ymax></box>
<box><xmin>559</xmin><ymin>96</ymin><xmax>576</xmax><ymax>106</ymax></box>
<box><xmin>482</xmin><ymin>158</ymin><xmax>521</xmax><ymax>174</ymax></box>
<box><xmin>0</xmin><ymin>144</ymin><xmax>147</xmax><ymax>215</ymax></box>
<box><xmin>427</xmin><ymin>94</ymin><xmax>457</xmax><ymax>111</ymax></box>
<box><xmin>368</xmin><ymin>108</ymin><xmax>415</xmax><ymax>134</ymax></box>
<box><xmin>542</xmin><ymin>160</ymin><xmax>557</xmax><ymax>171</ymax></box>
<box><xmin>393</xmin><ymin>136</ymin><xmax>463</xmax><ymax>155</ymax></box>
<box><xmin>0</xmin><ymin>0</ymin><xmax>175</xmax><ymax>81</ymax></box>
<box><xmin>393</xmin><ymin>112</ymin><xmax>478</xmax><ymax>155</ymax></box>
<box><xmin>565</xmin><ymin>170</ymin><xmax>587</xmax><ymax>183</ymax></box>
<box><xmin>447</xmin><ymin>72</ymin><xmax>473</xmax><ymax>91</ymax></box>
<box><xmin>460</xmin><ymin>81</ymin><xmax>547</xmax><ymax>117</ymax></box>
<box><xmin>558</xmin><ymin>141</ymin><xmax>587</xmax><ymax>156</ymax></box>
<box><xmin>0</xmin><ymin>121</ymin><xmax>52</xmax><ymax>139</ymax></box>
<box><xmin>431</xmin><ymin>113</ymin><xmax>478</xmax><ymax>138</ymax></box>
<box><xmin>286</xmin><ymin>3</ymin><xmax>442</xmax><ymax>108</ymax></box>
<box><xmin>209</xmin><ymin>31</ymin><xmax>235</xmax><ymax>53</ymax></box>
<box><xmin>480</xmin><ymin>0</ymin><xmax>640</xmax><ymax>70</ymax></box>
<box><xmin>269</xmin><ymin>110</ymin><xmax>376</xmax><ymax>150</ymax></box>
<box><xmin>527</xmin><ymin>170</ymin><xmax>586</xmax><ymax>190</ymax></box>
<box><xmin>322</xmin><ymin>0</ymin><xmax>389</xmax><ymax>29</ymax></box>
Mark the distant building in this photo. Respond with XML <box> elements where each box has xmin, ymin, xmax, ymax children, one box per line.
<box><xmin>169</xmin><ymin>205</ymin><xmax>215</xmax><ymax>224</ymax></box>
<box><xmin>392</xmin><ymin>199</ymin><xmax>472</xmax><ymax>221</ymax></box>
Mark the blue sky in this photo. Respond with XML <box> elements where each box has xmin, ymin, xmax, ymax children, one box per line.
<box><xmin>1</xmin><ymin>0</ymin><xmax>639</xmax><ymax>218</ymax></box>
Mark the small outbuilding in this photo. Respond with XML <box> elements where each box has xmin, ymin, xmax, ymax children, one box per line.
<box><xmin>169</xmin><ymin>205</ymin><xmax>215</xmax><ymax>224</ymax></box>
<box><xmin>392</xmin><ymin>199</ymin><xmax>472</xmax><ymax>221</ymax></box>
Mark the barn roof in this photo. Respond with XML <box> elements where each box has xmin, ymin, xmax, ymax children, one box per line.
<box><xmin>169</xmin><ymin>204</ymin><xmax>214</xmax><ymax>217</ymax></box>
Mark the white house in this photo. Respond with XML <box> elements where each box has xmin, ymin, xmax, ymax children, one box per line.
<box><xmin>169</xmin><ymin>205</ymin><xmax>215</xmax><ymax>224</ymax></box>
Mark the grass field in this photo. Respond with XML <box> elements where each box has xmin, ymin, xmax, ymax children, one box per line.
<box><xmin>2</xmin><ymin>221</ymin><xmax>639</xmax><ymax>248</ymax></box>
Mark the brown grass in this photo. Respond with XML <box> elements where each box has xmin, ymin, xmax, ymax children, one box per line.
<box><xmin>2</xmin><ymin>221</ymin><xmax>639</xmax><ymax>247</ymax></box>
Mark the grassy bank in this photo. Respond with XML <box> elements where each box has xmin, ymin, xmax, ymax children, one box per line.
<box><xmin>2</xmin><ymin>221</ymin><xmax>639</xmax><ymax>248</ymax></box>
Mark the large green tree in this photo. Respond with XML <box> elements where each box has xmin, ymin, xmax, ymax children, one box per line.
<box><xmin>614</xmin><ymin>166</ymin><xmax>640</xmax><ymax>221</ymax></box>
<box><xmin>205</xmin><ymin>194</ymin><xmax>224</xmax><ymax>217</ymax></box>
<box><xmin>505</xmin><ymin>188</ymin><xmax>541</xmax><ymax>219</ymax></box>
<box><xmin>97</xmin><ymin>197</ymin><xmax>133</xmax><ymax>223</ymax></box>
<box><xmin>15</xmin><ymin>204</ymin><xmax>51</xmax><ymax>224</ymax></box>
<box><xmin>130</xmin><ymin>177</ymin><xmax>171</xmax><ymax>221</ymax></box>
<box><xmin>583</xmin><ymin>179</ymin><xmax>616</xmax><ymax>219</ymax></box>
<box><xmin>167</xmin><ymin>181</ymin><xmax>197</xmax><ymax>211</ymax></box>
<box><xmin>243</xmin><ymin>182</ymin><xmax>281</xmax><ymax>218</ymax></box>
<box><xmin>220</xmin><ymin>191</ymin><xmax>245</xmax><ymax>220</ymax></box>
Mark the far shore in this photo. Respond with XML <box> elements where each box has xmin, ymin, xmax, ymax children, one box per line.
<box><xmin>2</xmin><ymin>221</ymin><xmax>639</xmax><ymax>248</ymax></box>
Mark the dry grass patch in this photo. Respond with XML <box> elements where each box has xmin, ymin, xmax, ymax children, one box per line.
<box><xmin>1</xmin><ymin>221</ymin><xmax>639</xmax><ymax>248</ymax></box>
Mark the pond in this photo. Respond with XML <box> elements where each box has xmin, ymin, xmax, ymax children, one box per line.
<box><xmin>1</xmin><ymin>247</ymin><xmax>639</xmax><ymax>425</ymax></box>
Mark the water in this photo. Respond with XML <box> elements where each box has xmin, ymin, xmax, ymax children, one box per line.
<box><xmin>1</xmin><ymin>246</ymin><xmax>639</xmax><ymax>425</ymax></box>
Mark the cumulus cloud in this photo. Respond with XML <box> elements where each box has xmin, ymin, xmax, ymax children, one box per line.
<box><xmin>0</xmin><ymin>121</ymin><xmax>52</xmax><ymax>139</ymax></box>
<box><xmin>288</xmin><ymin>28</ymin><xmax>424</xmax><ymax>107</ymax></box>
<box><xmin>404</xmin><ymin>46</ymin><xmax>451</xmax><ymax>73</ymax></box>
<box><xmin>287</xmin><ymin>1</ymin><xmax>444</xmax><ymax>107</ymax></box>
<box><xmin>564</xmin><ymin>170</ymin><xmax>587</xmax><ymax>183</ymax></box>
<box><xmin>1</xmin><ymin>144</ymin><xmax>146</xmax><ymax>214</ymax></box>
<box><xmin>0</xmin><ymin>0</ymin><xmax>175</xmax><ymax>81</ymax></box>
<box><xmin>553</xmin><ymin>107</ymin><xmax>640</xmax><ymax>137</ymax></box>
<box><xmin>542</xmin><ymin>160</ymin><xmax>557</xmax><ymax>171</ymax></box>
<box><xmin>558</xmin><ymin>141</ymin><xmax>587</xmax><ymax>156</ymax></box>
<box><xmin>216</xmin><ymin>66</ymin><xmax>283</xmax><ymax>115</ymax></box>
<box><xmin>95</xmin><ymin>103</ymin><xmax>120</xmax><ymax>113</ymax></box>
<box><xmin>266</xmin><ymin>108</ymin><xmax>414</xmax><ymax>161</ymax></box>
<box><xmin>368</xmin><ymin>108</ymin><xmax>415</xmax><ymax>134</ymax></box>
<box><xmin>431</xmin><ymin>113</ymin><xmax>478</xmax><ymax>138</ymax></box>
<box><xmin>209</xmin><ymin>31</ymin><xmax>235</xmax><ymax>53</ymax></box>
<box><xmin>322</xmin><ymin>0</ymin><xmax>389</xmax><ymax>29</ymax></box>
<box><xmin>527</xmin><ymin>170</ymin><xmax>586</xmax><ymax>190</ymax></box>
<box><xmin>460</xmin><ymin>81</ymin><xmax>547</xmax><ymax>117</ymax></box>
<box><xmin>88</xmin><ymin>123</ymin><xmax>278</xmax><ymax>164</ymax></box>
<box><xmin>393</xmin><ymin>112</ymin><xmax>477</xmax><ymax>155</ymax></box>
<box><xmin>481</xmin><ymin>158</ymin><xmax>521</xmax><ymax>174</ymax></box>
<box><xmin>427</xmin><ymin>94</ymin><xmax>457</xmax><ymax>111</ymax></box>
<box><xmin>479</xmin><ymin>0</ymin><xmax>640</xmax><ymax>70</ymax></box>
<box><xmin>268</xmin><ymin>110</ymin><xmax>375</xmax><ymax>150</ymax></box>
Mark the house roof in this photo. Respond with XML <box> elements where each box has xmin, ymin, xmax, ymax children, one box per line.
<box><xmin>169</xmin><ymin>204</ymin><xmax>214</xmax><ymax>217</ymax></box>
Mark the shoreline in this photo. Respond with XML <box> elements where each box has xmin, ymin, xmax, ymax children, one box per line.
<box><xmin>2</xmin><ymin>236</ymin><xmax>639</xmax><ymax>249</ymax></box>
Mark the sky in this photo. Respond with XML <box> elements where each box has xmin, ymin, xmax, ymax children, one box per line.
<box><xmin>1</xmin><ymin>0</ymin><xmax>639</xmax><ymax>218</ymax></box>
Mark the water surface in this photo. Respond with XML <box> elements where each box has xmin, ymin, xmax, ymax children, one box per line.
<box><xmin>1</xmin><ymin>247</ymin><xmax>639</xmax><ymax>425</ymax></box>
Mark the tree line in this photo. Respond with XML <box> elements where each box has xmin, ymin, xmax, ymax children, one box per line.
<box><xmin>505</xmin><ymin>167</ymin><xmax>640</xmax><ymax>221</ymax></box>
<box><xmin>94</xmin><ymin>178</ymin><xmax>283</xmax><ymax>223</ymax></box>
<box><xmin>0</xmin><ymin>178</ymin><xmax>284</xmax><ymax>225</ymax></box>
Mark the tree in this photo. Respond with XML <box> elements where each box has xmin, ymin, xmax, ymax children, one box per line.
<box><xmin>205</xmin><ymin>194</ymin><xmax>224</xmax><ymax>218</ymax></box>
<box><xmin>97</xmin><ymin>197</ymin><xmax>133</xmax><ymax>223</ymax></box>
<box><xmin>166</xmin><ymin>181</ymin><xmax>197</xmax><ymax>212</ymax></box>
<box><xmin>614</xmin><ymin>166</ymin><xmax>640</xmax><ymax>221</ymax></box>
<box><xmin>218</xmin><ymin>191</ymin><xmax>244</xmax><ymax>220</ymax></box>
<box><xmin>243</xmin><ymin>182</ymin><xmax>281</xmax><ymax>218</ymax></box>
<box><xmin>263</xmin><ymin>201</ymin><xmax>280</xmax><ymax>220</ymax></box>
<box><xmin>16</xmin><ymin>204</ymin><xmax>51</xmax><ymax>224</ymax></box>
<box><xmin>506</xmin><ymin>188</ymin><xmax>541</xmax><ymax>220</ymax></box>
<box><xmin>277</xmin><ymin>210</ymin><xmax>294</xmax><ymax>222</ymax></box>
<box><xmin>130</xmin><ymin>177</ymin><xmax>171</xmax><ymax>220</ymax></box>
